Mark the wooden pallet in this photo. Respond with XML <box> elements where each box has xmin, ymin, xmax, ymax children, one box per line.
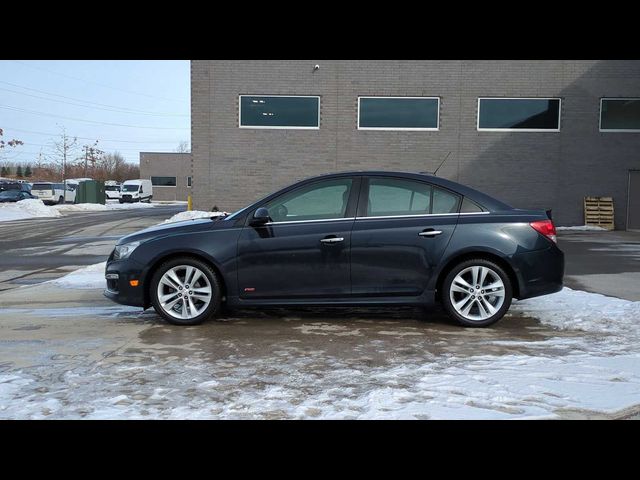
<box><xmin>584</xmin><ymin>196</ymin><xmax>614</xmax><ymax>230</ymax></box>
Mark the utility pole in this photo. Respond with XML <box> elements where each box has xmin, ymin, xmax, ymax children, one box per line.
<box><xmin>83</xmin><ymin>145</ymin><xmax>88</xmax><ymax>178</ymax></box>
<box><xmin>62</xmin><ymin>134</ymin><xmax>67</xmax><ymax>203</ymax></box>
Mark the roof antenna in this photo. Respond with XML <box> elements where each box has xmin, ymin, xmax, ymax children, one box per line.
<box><xmin>432</xmin><ymin>151</ymin><xmax>452</xmax><ymax>176</ymax></box>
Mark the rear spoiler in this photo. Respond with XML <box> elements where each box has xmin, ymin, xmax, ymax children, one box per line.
<box><xmin>545</xmin><ymin>209</ymin><xmax>553</xmax><ymax>220</ymax></box>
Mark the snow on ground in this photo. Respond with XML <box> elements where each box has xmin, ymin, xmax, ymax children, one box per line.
<box><xmin>0</xmin><ymin>199</ymin><xmax>163</xmax><ymax>222</ymax></box>
<box><xmin>0</xmin><ymin>199</ymin><xmax>62</xmax><ymax>222</ymax></box>
<box><xmin>556</xmin><ymin>225</ymin><xmax>607</xmax><ymax>231</ymax></box>
<box><xmin>512</xmin><ymin>287</ymin><xmax>640</xmax><ymax>338</ymax></box>
<box><xmin>163</xmin><ymin>210</ymin><xmax>228</xmax><ymax>224</ymax></box>
<box><xmin>49</xmin><ymin>261</ymin><xmax>107</xmax><ymax>289</ymax></box>
<box><xmin>53</xmin><ymin>202</ymin><xmax>156</xmax><ymax>213</ymax></box>
<box><xmin>3</xmin><ymin>272</ymin><xmax>640</xmax><ymax>418</ymax></box>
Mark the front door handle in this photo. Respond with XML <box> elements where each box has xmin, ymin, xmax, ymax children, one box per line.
<box><xmin>418</xmin><ymin>230</ymin><xmax>443</xmax><ymax>237</ymax></box>
<box><xmin>320</xmin><ymin>236</ymin><xmax>344</xmax><ymax>244</ymax></box>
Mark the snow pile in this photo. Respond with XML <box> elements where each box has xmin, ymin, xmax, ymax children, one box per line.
<box><xmin>163</xmin><ymin>210</ymin><xmax>228</xmax><ymax>224</ymax></box>
<box><xmin>0</xmin><ymin>199</ymin><xmax>62</xmax><ymax>222</ymax></box>
<box><xmin>53</xmin><ymin>202</ymin><xmax>156</xmax><ymax>213</ymax></box>
<box><xmin>49</xmin><ymin>261</ymin><xmax>107</xmax><ymax>289</ymax></box>
<box><xmin>512</xmin><ymin>287</ymin><xmax>640</xmax><ymax>338</ymax></box>
<box><xmin>556</xmin><ymin>225</ymin><xmax>606</xmax><ymax>231</ymax></box>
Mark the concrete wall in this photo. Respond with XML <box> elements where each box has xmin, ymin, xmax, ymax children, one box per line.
<box><xmin>191</xmin><ymin>60</ymin><xmax>640</xmax><ymax>228</ymax></box>
<box><xmin>139</xmin><ymin>152</ymin><xmax>192</xmax><ymax>202</ymax></box>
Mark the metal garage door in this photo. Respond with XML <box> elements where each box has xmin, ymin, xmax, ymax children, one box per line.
<box><xmin>629</xmin><ymin>170</ymin><xmax>640</xmax><ymax>231</ymax></box>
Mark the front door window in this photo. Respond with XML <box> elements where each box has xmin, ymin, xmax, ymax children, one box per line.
<box><xmin>263</xmin><ymin>178</ymin><xmax>353</xmax><ymax>222</ymax></box>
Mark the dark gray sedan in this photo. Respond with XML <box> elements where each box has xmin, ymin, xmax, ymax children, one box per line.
<box><xmin>104</xmin><ymin>171</ymin><xmax>564</xmax><ymax>327</ymax></box>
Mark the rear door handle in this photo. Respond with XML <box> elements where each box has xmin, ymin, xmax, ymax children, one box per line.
<box><xmin>418</xmin><ymin>230</ymin><xmax>442</xmax><ymax>237</ymax></box>
<box><xmin>320</xmin><ymin>237</ymin><xmax>344</xmax><ymax>244</ymax></box>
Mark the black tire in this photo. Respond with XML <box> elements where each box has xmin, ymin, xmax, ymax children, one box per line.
<box><xmin>58</xmin><ymin>196</ymin><xmax>64</xmax><ymax>204</ymax></box>
<box><xmin>119</xmin><ymin>200</ymin><xmax>124</xmax><ymax>204</ymax></box>
<box><xmin>441</xmin><ymin>258</ymin><xmax>513</xmax><ymax>328</ymax></box>
<box><xmin>150</xmin><ymin>256</ymin><xmax>222</xmax><ymax>326</ymax></box>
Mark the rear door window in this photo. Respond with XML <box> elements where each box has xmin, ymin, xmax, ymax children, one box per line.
<box><xmin>366</xmin><ymin>178</ymin><xmax>432</xmax><ymax>217</ymax></box>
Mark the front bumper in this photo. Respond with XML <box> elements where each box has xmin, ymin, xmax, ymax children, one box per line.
<box><xmin>103</xmin><ymin>258</ymin><xmax>148</xmax><ymax>307</ymax></box>
<box><xmin>512</xmin><ymin>244</ymin><xmax>564</xmax><ymax>300</ymax></box>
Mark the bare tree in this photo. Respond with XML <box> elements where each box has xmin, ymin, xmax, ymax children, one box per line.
<box><xmin>175</xmin><ymin>140</ymin><xmax>190</xmax><ymax>153</ymax></box>
<box><xmin>48</xmin><ymin>126</ymin><xmax>78</xmax><ymax>202</ymax></box>
<box><xmin>0</xmin><ymin>128</ymin><xmax>24</xmax><ymax>161</ymax></box>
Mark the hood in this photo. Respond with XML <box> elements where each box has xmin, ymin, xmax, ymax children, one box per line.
<box><xmin>116</xmin><ymin>217</ymin><xmax>227</xmax><ymax>245</ymax></box>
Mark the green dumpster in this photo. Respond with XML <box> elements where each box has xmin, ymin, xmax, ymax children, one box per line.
<box><xmin>74</xmin><ymin>180</ymin><xmax>106</xmax><ymax>205</ymax></box>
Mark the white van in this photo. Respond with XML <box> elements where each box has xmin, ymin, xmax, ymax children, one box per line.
<box><xmin>120</xmin><ymin>179</ymin><xmax>153</xmax><ymax>203</ymax></box>
<box><xmin>104</xmin><ymin>181</ymin><xmax>122</xmax><ymax>200</ymax></box>
<box><xmin>30</xmin><ymin>182</ymin><xmax>76</xmax><ymax>205</ymax></box>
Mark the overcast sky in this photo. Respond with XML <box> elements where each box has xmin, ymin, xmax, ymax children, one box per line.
<box><xmin>0</xmin><ymin>60</ymin><xmax>190</xmax><ymax>165</ymax></box>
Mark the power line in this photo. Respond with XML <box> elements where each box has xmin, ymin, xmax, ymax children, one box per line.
<box><xmin>3</xmin><ymin>126</ymin><xmax>185</xmax><ymax>144</ymax></box>
<box><xmin>0</xmin><ymin>104</ymin><xmax>190</xmax><ymax>130</ymax></box>
<box><xmin>0</xmin><ymin>83</ymin><xmax>189</xmax><ymax>117</ymax></box>
<box><xmin>12</xmin><ymin>60</ymin><xmax>186</xmax><ymax>103</ymax></box>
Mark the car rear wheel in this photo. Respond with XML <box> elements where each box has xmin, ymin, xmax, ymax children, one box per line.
<box><xmin>150</xmin><ymin>257</ymin><xmax>221</xmax><ymax>325</ymax></box>
<box><xmin>442</xmin><ymin>258</ymin><xmax>512</xmax><ymax>327</ymax></box>
<box><xmin>58</xmin><ymin>196</ymin><xmax>64</xmax><ymax>204</ymax></box>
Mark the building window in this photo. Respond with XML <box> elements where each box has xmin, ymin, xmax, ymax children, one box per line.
<box><xmin>477</xmin><ymin>98</ymin><xmax>561</xmax><ymax>131</ymax></box>
<box><xmin>187</xmin><ymin>176</ymin><xmax>192</xmax><ymax>187</ymax></box>
<box><xmin>151</xmin><ymin>176</ymin><xmax>177</xmax><ymax>187</ymax></box>
<box><xmin>239</xmin><ymin>95</ymin><xmax>320</xmax><ymax>129</ymax></box>
<box><xmin>358</xmin><ymin>97</ymin><xmax>440</xmax><ymax>130</ymax></box>
<box><xmin>600</xmin><ymin>98</ymin><xmax>640</xmax><ymax>132</ymax></box>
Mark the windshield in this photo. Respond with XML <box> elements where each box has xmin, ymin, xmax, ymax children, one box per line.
<box><xmin>123</xmin><ymin>184</ymin><xmax>139</xmax><ymax>192</ymax></box>
<box><xmin>105</xmin><ymin>186</ymin><xmax>120</xmax><ymax>191</ymax></box>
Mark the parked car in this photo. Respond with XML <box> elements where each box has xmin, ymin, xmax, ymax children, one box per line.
<box><xmin>104</xmin><ymin>171</ymin><xmax>564</xmax><ymax>327</ymax></box>
<box><xmin>0</xmin><ymin>190</ymin><xmax>37</xmax><ymax>202</ymax></box>
<box><xmin>120</xmin><ymin>179</ymin><xmax>152</xmax><ymax>203</ymax></box>
<box><xmin>30</xmin><ymin>182</ymin><xmax>76</xmax><ymax>205</ymax></box>
<box><xmin>0</xmin><ymin>181</ymin><xmax>31</xmax><ymax>193</ymax></box>
<box><xmin>104</xmin><ymin>182</ymin><xmax>122</xmax><ymax>200</ymax></box>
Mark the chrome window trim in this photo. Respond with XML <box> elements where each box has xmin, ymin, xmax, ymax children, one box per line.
<box><xmin>356</xmin><ymin>212</ymin><xmax>491</xmax><ymax>220</ymax></box>
<box><xmin>264</xmin><ymin>217</ymin><xmax>356</xmax><ymax>226</ymax></box>
<box><xmin>263</xmin><ymin>211</ymin><xmax>491</xmax><ymax>225</ymax></box>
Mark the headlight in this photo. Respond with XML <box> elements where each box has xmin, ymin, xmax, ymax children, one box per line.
<box><xmin>113</xmin><ymin>241</ymin><xmax>141</xmax><ymax>260</ymax></box>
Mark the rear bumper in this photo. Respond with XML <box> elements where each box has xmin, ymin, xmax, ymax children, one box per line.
<box><xmin>103</xmin><ymin>258</ymin><xmax>147</xmax><ymax>307</ymax></box>
<box><xmin>512</xmin><ymin>245</ymin><xmax>564</xmax><ymax>300</ymax></box>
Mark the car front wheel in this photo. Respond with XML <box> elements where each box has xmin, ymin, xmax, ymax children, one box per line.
<box><xmin>442</xmin><ymin>258</ymin><xmax>512</xmax><ymax>327</ymax></box>
<box><xmin>150</xmin><ymin>257</ymin><xmax>221</xmax><ymax>325</ymax></box>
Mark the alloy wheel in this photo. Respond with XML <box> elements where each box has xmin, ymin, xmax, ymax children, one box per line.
<box><xmin>449</xmin><ymin>265</ymin><xmax>505</xmax><ymax>322</ymax></box>
<box><xmin>156</xmin><ymin>265</ymin><xmax>213</xmax><ymax>320</ymax></box>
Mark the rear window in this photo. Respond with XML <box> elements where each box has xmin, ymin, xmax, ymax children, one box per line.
<box><xmin>32</xmin><ymin>183</ymin><xmax>53</xmax><ymax>190</ymax></box>
<box><xmin>105</xmin><ymin>186</ymin><xmax>120</xmax><ymax>191</ymax></box>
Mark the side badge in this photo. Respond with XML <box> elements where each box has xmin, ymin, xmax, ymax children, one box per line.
<box><xmin>244</xmin><ymin>287</ymin><xmax>256</xmax><ymax>293</ymax></box>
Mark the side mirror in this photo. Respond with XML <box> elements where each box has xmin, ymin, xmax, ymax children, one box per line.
<box><xmin>251</xmin><ymin>207</ymin><xmax>271</xmax><ymax>226</ymax></box>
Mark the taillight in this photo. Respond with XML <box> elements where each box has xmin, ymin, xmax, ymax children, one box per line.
<box><xmin>530</xmin><ymin>219</ymin><xmax>557</xmax><ymax>243</ymax></box>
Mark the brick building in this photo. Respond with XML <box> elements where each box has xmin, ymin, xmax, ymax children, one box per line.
<box><xmin>191</xmin><ymin>60</ymin><xmax>640</xmax><ymax>229</ymax></box>
<box><xmin>139</xmin><ymin>152</ymin><xmax>192</xmax><ymax>202</ymax></box>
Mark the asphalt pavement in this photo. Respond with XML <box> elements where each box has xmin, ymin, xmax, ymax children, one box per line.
<box><xmin>0</xmin><ymin>204</ymin><xmax>184</xmax><ymax>291</ymax></box>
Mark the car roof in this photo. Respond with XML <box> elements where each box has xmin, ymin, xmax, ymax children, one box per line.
<box><xmin>299</xmin><ymin>171</ymin><xmax>512</xmax><ymax>211</ymax></box>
